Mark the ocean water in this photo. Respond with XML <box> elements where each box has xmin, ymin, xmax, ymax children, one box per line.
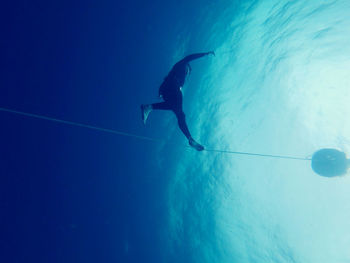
<box><xmin>2</xmin><ymin>0</ymin><xmax>350</xmax><ymax>262</ymax></box>
<box><xmin>160</xmin><ymin>0</ymin><xmax>350</xmax><ymax>262</ymax></box>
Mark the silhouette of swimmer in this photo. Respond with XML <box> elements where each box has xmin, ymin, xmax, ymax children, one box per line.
<box><xmin>312</xmin><ymin>148</ymin><xmax>350</xmax><ymax>177</ymax></box>
<box><xmin>141</xmin><ymin>51</ymin><xmax>215</xmax><ymax>151</ymax></box>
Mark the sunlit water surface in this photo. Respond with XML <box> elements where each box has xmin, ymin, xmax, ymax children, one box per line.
<box><xmin>161</xmin><ymin>1</ymin><xmax>350</xmax><ymax>262</ymax></box>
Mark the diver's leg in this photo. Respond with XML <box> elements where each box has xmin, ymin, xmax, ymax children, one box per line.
<box><xmin>173</xmin><ymin>109</ymin><xmax>204</xmax><ymax>151</ymax></box>
<box><xmin>173</xmin><ymin>109</ymin><xmax>191</xmax><ymax>139</ymax></box>
<box><xmin>142</xmin><ymin>82</ymin><xmax>174</xmax><ymax>124</ymax></box>
<box><xmin>172</xmin><ymin>92</ymin><xmax>204</xmax><ymax>151</ymax></box>
<box><xmin>141</xmin><ymin>101</ymin><xmax>173</xmax><ymax>124</ymax></box>
<box><xmin>151</xmin><ymin>102</ymin><xmax>172</xmax><ymax>110</ymax></box>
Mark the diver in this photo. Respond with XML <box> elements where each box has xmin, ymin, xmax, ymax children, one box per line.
<box><xmin>141</xmin><ymin>51</ymin><xmax>215</xmax><ymax>151</ymax></box>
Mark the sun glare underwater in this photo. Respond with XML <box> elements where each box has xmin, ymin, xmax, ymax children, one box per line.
<box><xmin>160</xmin><ymin>1</ymin><xmax>350</xmax><ymax>262</ymax></box>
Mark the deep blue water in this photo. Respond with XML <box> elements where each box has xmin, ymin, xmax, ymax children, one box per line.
<box><xmin>2</xmin><ymin>0</ymin><xmax>350</xmax><ymax>262</ymax></box>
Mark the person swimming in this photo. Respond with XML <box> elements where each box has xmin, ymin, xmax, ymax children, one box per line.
<box><xmin>141</xmin><ymin>51</ymin><xmax>215</xmax><ymax>151</ymax></box>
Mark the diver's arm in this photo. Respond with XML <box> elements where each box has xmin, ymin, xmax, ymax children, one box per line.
<box><xmin>180</xmin><ymin>51</ymin><xmax>215</xmax><ymax>63</ymax></box>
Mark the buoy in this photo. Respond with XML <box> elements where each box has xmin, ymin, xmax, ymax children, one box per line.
<box><xmin>311</xmin><ymin>148</ymin><xmax>349</xmax><ymax>177</ymax></box>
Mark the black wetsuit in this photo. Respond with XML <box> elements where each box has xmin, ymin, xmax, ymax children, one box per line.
<box><xmin>151</xmin><ymin>53</ymin><xmax>208</xmax><ymax>139</ymax></box>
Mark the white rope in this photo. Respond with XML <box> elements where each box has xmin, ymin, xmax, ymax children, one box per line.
<box><xmin>0</xmin><ymin>107</ymin><xmax>311</xmax><ymax>161</ymax></box>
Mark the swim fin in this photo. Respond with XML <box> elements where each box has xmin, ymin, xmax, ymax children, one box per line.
<box><xmin>141</xmin><ymin>104</ymin><xmax>152</xmax><ymax>125</ymax></box>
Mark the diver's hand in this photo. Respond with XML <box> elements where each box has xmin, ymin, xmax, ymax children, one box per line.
<box><xmin>207</xmin><ymin>51</ymin><xmax>215</xmax><ymax>57</ymax></box>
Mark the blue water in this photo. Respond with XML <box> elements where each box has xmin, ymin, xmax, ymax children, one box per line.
<box><xmin>2</xmin><ymin>0</ymin><xmax>350</xmax><ymax>262</ymax></box>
